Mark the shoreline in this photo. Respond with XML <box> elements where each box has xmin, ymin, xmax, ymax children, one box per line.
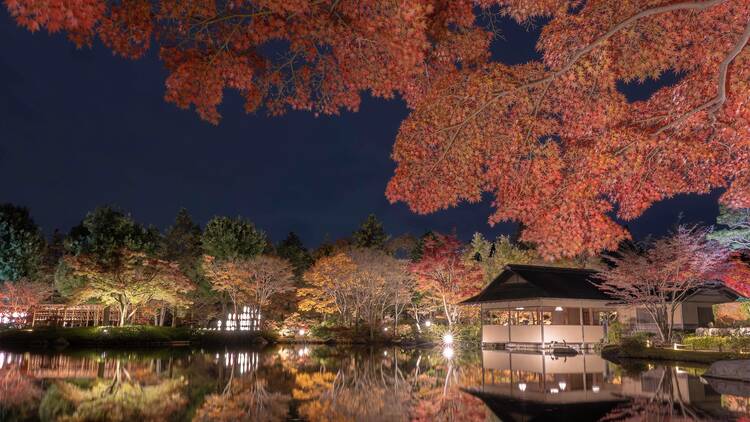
<box><xmin>601</xmin><ymin>344</ymin><xmax>748</xmax><ymax>364</ymax></box>
<box><xmin>0</xmin><ymin>327</ymin><xmax>441</xmax><ymax>350</ymax></box>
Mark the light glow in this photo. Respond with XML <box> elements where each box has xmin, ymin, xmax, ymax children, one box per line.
<box><xmin>518</xmin><ymin>383</ymin><xmax>527</xmax><ymax>392</ymax></box>
<box><xmin>442</xmin><ymin>333</ymin><xmax>454</xmax><ymax>345</ymax></box>
<box><xmin>550</xmin><ymin>388</ymin><xmax>559</xmax><ymax>394</ymax></box>
<box><xmin>558</xmin><ymin>381</ymin><xmax>567</xmax><ymax>391</ymax></box>
<box><xmin>442</xmin><ymin>346</ymin><xmax>454</xmax><ymax>359</ymax></box>
<box><xmin>424</xmin><ymin>320</ymin><xmax>431</xmax><ymax>327</ymax></box>
<box><xmin>554</xmin><ymin>306</ymin><xmax>564</xmax><ymax>311</ymax></box>
<box><xmin>592</xmin><ymin>386</ymin><xmax>600</xmax><ymax>393</ymax></box>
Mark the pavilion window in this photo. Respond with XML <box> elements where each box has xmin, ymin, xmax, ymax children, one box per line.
<box><xmin>483</xmin><ymin>309</ymin><xmax>510</xmax><ymax>325</ymax></box>
<box><xmin>582</xmin><ymin>308</ymin><xmax>591</xmax><ymax>325</ymax></box>
<box><xmin>511</xmin><ymin>309</ymin><xmax>540</xmax><ymax>325</ymax></box>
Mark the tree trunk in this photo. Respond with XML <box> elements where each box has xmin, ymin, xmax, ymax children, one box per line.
<box><xmin>172</xmin><ymin>307</ymin><xmax>178</xmax><ymax>327</ymax></box>
<box><xmin>120</xmin><ymin>303</ymin><xmax>128</xmax><ymax>327</ymax></box>
<box><xmin>442</xmin><ymin>296</ymin><xmax>453</xmax><ymax>328</ymax></box>
<box><xmin>159</xmin><ymin>307</ymin><xmax>167</xmax><ymax>327</ymax></box>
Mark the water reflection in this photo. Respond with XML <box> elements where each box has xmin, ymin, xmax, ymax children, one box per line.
<box><xmin>0</xmin><ymin>346</ymin><xmax>746</xmax><ymax>421</ymax></box>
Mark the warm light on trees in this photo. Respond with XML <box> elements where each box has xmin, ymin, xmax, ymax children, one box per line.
<box><xmin>409</xmin><ymin>233</ymin><xmax>483</xmax><ymax>328</ymax></box>
<box><xmin>66</xmin><ymin>250</ymin><xmax>195</xmax><ymax>326</ymax></box>
<box><xmin>596</xmin><ymin>225</ymin><xmax>730</xmax><ymax>342</ymax></box>
<box><xmin>0</xmin><ymin>278</ymin><xmax>53</xmax><ymax>310</ymax></box>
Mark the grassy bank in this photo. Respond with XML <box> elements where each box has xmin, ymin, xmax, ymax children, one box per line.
<box><xmin>0</xmin><ymin>326</ymin><xmax>273</xmax><ymax>349</ymax></box>
<box><xmin>601</xmin><ymin>344</ymin><xmax>747</xmax><ymax>364</ymax></box>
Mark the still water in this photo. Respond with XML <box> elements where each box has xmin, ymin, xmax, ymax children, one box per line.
<box><xmin>0</xmin><ymin>345</ymin><xmax>747</xmax><ymax>421</ymax></box>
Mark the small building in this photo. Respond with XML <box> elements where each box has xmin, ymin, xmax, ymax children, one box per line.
<box><xmin>463</xmin><ymin>264</ymin><xmax>742</xmax><ymax>349</ymax></box>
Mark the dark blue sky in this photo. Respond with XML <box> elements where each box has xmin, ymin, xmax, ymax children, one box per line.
<box><xmin>0</xmin><ymin>12</ymin><xmax>721</xmax><ymax>247</ymax></box>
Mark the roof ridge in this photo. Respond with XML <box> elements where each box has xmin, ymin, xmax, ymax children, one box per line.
<box><xmin>507</xmin><ymin>264</ymin><xmax>598</xmax><ymax>273</ymax></box>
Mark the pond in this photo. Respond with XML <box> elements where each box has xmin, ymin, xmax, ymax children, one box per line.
<box><xmin>0</xmin><ymin>345</ymin><xmax>748</xmax><ymax>421</ymax></box>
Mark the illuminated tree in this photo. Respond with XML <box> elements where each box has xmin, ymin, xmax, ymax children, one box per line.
<box><xmin>596</xmin><ymin>225</ymin><xmax>730</xmax><ymax>342</ymax></box>
<box><xmin>0</xmin><ymin>203</ymin><xmax>44</xmax><ymax>282</ymax></box>
<box><xmin>410</xmin><ymin>233</ymin><xmax>483</xmax><ymax>327</ymax></box>
<box><xmin>299</xmin><ymin>253</ymin><xmax>358</xmax><ymax>323</ymax></box>
<box><xmin>193</xmin><ymin>377</ymin><xmax>290</xmax><ymax>422</ymax></box>
<box><xmin>0</xmin><ymin>278</ymin><xmax>53</xmax><ymax>309</ymax></box>
<box><xmin>66</xmin><ymin>250</ymin><xmax>195</xmax><ymax>326</ymax></box>
<box><xmin>244</xmin><ymin>255</ymin><xmax>295</xmax><ymax>328</ymax></box>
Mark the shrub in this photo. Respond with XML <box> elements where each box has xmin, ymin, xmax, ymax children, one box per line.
<box><xmin>620</xmin><ymin>333</ymin><xmax>651</xmax><ymax>351</ymax></box>
<box><xmin>607</xmin><ymin>321</ymin><xmax>623</xmax><ymax>344</ymax></box>
<box><xmin>683</xmin><ymin>335</ymin><xmax>750</xmax><ymax>351</ymax></box>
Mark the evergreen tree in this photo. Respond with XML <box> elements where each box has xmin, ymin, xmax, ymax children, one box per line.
<box><xmin>709</xmin><ymin>206</ymin><xmax>750</xmax><ymax>251</ymax></box>
<box><xmin>161</xmin><ymin>208</ymin><xmax>202</xmax><ymax>265</ymax></box>
<box><xmin>276</xmin><ymin>232</ymin><xmax>313</xmax><ymax>278</ymax></box>
<box><xmin>202</xmin><ymin>216</ymin><xmax>266</xmax><ymax>261</ymax></box>
<box><xmin>352</xmin><ymin>214</ymin><xmax>388</xmax><ymax>249</ymax></box>
<box><xmin>0</xmin><ymin>203</ymin><xmax>45</xmax><ymax>281</ymax></box>
<box><xmin>65</xmin><ymin>206</ymin><xmax>159</xmax><ymax>267</ymax></box>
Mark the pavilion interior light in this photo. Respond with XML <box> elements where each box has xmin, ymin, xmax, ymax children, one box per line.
<box><xmin>518</xmin><ymin>383</ymin><xmax>527</xmax><ymax>392</ymax></box>
<box><xmin>554</xmin><ymin>306</ymin><xmax>564</xmax><ymax>311</ymax></box>
<box><xmin>550</xmin><ymin>388</ymin><xmax>559</xmax><ymax>394</ymax></box>
<box><xmin>515</xmin><ymin>307</ymin><xmax>524</xmax><ymax>310</ymax></box>
<box><xmin>223</xmin><ymin>306</ymin><xmax>261</xmax><ymax>331</ymax></box>
<box><xmin>558</xmin><ymin>381</ymin><xmax>567</xmax><ymax>391</ymax></box>
<box><xmin>592</xmin><ymin>385</ymin><xmax>600</xmax><ymax>393</ymax></box>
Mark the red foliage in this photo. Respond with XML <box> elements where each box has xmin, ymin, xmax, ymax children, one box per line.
<box><xmin>409</xmin><ymin>233</ymin><xmax>483</xmax><ymax>326</ymax></box>
<box><xmin>8</xmin><ymin>1</ymin><xmax>750</xmax><ymax>259</ymax></box>
<box><xmin>718</xmin><ymin>254</ymin><xmax>750</xmax><ymax>298</ymax></box>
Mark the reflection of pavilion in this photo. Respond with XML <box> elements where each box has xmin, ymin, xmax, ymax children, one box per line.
<box><xmin>467</xmin><ymin>350</ymin><xmax>733</xmax><ymax>421</ymax></box>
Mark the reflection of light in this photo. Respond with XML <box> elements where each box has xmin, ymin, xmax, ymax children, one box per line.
<box><xmin>558</xmin><ymin>381</ymin><xmax>567</xmax><ymax>391</ymax></box>
<box><xmin>442</xmin><ymin>333</ymin><xmax>454</xmax><ymax>345</ymax></box>
<box><xmin>675</xmin><ymin>366</ymin><xmax>687</xmax><ymax>374</ymax></box>
<box><xmin>383</xmin><ymin>351</ymin><xmax>388</xmax><ymax>357</ymax></box>
<box><xmin>515</xmin><ymin>307</ymin><xmax>524</xmax><ymax>310</ymax></box>
<box><xmin>424</xmin><ymin>320</ymin><xmax>431</xmax><ymax>327</ymax></box>
<box><xmin>299</xmin><ymin>329</ymin><xmax>305</xmax><ymax>336</ymax></box>
<box><xmin>518</xmin><ymin>383</ymin><xmax>527</xmax><ymax>392</ymax></box>
<box><xmin>442</xmin><ymin>346</ymin><xmax>455</xmax><ymax>359</ymax></box>
<box><xmin>673</xmin><ymin>343</ymin><xmax>679</xmax><ymax>350</ymax></box>
<box><xmin>592</xmin><ymin>385</ymin><xmax>600</xmax><ymax>393</ymax></box>
<box><xmin>0</xmin><ymin>353</ymin><xmax>4</xmax><ymax>369</ymax></box>
<box><xmin>383</xmin><ymin>327</ymin><xmax>389</xmax><ymax>332</ymax></box>
<box><xmin>550</xmin><ymin>388</ymin><xmax>559</xmax><ymax>394</ymax></box>
<box><xmin>554</xmin><ymin>306</ymin><xmax>563</xmax><ymax>311</ymax></box>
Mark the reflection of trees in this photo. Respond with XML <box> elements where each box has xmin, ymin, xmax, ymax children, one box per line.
<box><xmin>600</xmin><ymin>367</ymin><xmax>730</xmax><ymax>421</ymax></box>
<box><xmin>410</xmin><ymin>352</ymin><xmax>487</xmax><ymax>422</ymax></box>
<box><xmin>193</xmin><ymin>360</ymin><xmax>290</xmax><ymax>422</ymax></box>
<box><xmin>296</xmin><ymin>351</ymin><xmax>413</xmax><ymax>421</ymax></box>
<box><xmin>0</xmin><ymin>365</ymin><xmax>42</xmax><ymax>420</ymax></box>
<box><xmin>53</xmin><ymin>360</ymin><xmax>187</xmax><ymax>422</ymax></box>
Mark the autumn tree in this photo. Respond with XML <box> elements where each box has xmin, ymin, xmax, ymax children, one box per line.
<box><xmin>244</xmin><ymin>255</ymin><xmax>295</xmax><ymax>329</ymax></box>
<box><xmin>596</xmin><ymin>225</ymin><xmax>730</xmax><ymax>342</ymax></box>
<box><xmin>409</xmin><ymin>233</ymin><xmax>483</xmax><ymax>328</ymax></box>
<box><xmin>0</xmin><ymin>203</ymin><xmax>44</xmax><ymax>282</ymax></box>
<box><xmin>299</xmin><ymin>253</ymin><xmax>357</xmax><ymax>323</ymax></box>
<box><xmin>202</xmin><ymin>216</ymin><xmax>266</xmax><ymax>261</ymax></box>
<box><xmin>66</xmin><ymin>250</ymin><xmax>195</xmax><ymax>326</ymax></box>
<box><xmin>0</xmin><ymin>278</ymin><xmax>53</xmax><ymax>310</ymax></box>
<box><xmin>10</xmin><ymin>2</ymin><xmax>750</xmax><ymax>260</ymax></box>
<box><xmin>352</xmin><ymin>214</ymin><xmax>388</xmax><ymax>250</ymax></box>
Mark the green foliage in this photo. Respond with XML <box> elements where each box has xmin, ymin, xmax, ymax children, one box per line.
<box><xmin>352</xmin><ymin>214</ymin><xmax>388</xmax><ymax>249</ymax></box>
<box><xmin>606</xmin><ymin>321</ymin><xmax>623</xmax><ymax>345</ymax></box>
<box><xmin>201</xmin><ymin>216</ymin><xmax>266</xmax><ymax>260</ymax></box>
<box><xmin>39</xmin><ymin>384</ymin><xmax>74</xmax><ymax>422</ymax></box>
<box><xmin>708</xmin><ymin>206</ymin><xmax>750</xmax><ymax>251</ymax></box>
<box><xmin>740</xmin><ymin>300</ymin><xmax>750</xmax><ymax>320</ymax></box>
<box><xmin>64</xmin><ymin>206</ymin><xmax>159</xmax><ymax>267</ymax></box>
<box><xmin>276</xmin><ymin>232</ymin><xmax>313</xmax><ymax>277</ymax></box>
<box><xmin>466</xmin><ymin>233</ymin><xmax>534</xmax><ymax>283</ymax></box>
<box><xmin>410</xmin><ymin>231</ymin><xmax>435</xmax><ymax>262</ymax></box>
<box><xmin>620</xmin><ymin>333</ymin><xmax>651</xmax><ymax>351</ymax></box>
<box><xmin>683</xmin><ymin>335</ymin><xmax>750</xmax><ymax>351</ymax></box>
<box><xmin>0</xmin><ymin>203</ymin><xmax>45</xmax><ymax>281</ymax></box>
<box><xmin>53</xmin><ymin>260</ymin><xmax>87</xmax><ymax>299</ymax></box>
<box><xmin>160</xmin><ymin>208</ymin><xmax>202</xmax><ymax>264</ymax></box>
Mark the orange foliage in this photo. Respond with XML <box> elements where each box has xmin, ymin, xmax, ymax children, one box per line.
<box><xmin>8</xmin><ymin>1</ymin><xmax>750</xmax><ymax>258</ymax></box>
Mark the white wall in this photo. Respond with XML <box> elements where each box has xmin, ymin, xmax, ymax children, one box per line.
<box><xmin>483</xmin><ymin>325</ymin><xmax>509</xmax><ymax>343</ymax></box>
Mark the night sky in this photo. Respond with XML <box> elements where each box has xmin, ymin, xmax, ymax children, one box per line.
<box><xmin>0</xmin><ymin>12</ymin><xmax>722</xmax><ymax>248</ymax></box>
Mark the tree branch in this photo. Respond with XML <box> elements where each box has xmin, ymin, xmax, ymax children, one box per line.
<box><xmin>429</xmin><ymin>0</ymin><xmax>726</xmax><ymax>172</ymax></box>
<box><xmin>656</xmin><ymin>16</ymin><xmax>750</xmax><ymax>134</ymax></box>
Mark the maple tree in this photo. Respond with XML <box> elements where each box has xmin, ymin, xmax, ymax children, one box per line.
<box><xmin>8</xmin><ymin>2</ymin><xmax>750</xmax><ymax>259</ymax></box>
<box><xmin>409</xmin><ymin>233</ymin><xmax>484</xmax><ymax>327</ymax></box>
<box><xmin>596</xmin><ymin>225</ymin><xmax>730</xmax><ymax>342</ymax></box>
<box><xmin>66</xmin><ymin>249</ymin><xmax>195</xmax><ymax>326</ymax></box>
<box><xmin>0</xmin><ymin>278</ymin><xmax>53</xmax><ymax>309</ymax></box>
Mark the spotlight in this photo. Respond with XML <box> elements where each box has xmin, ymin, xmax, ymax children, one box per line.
<box><xmin>442</xmin><ymin>333</ymin><xmax>454</xmax><ymax>345</ymax></box>
<box><xmin>442</xmin><ymin>346</ymin><xmax>455</xmax><ymax>359</ymax></box>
